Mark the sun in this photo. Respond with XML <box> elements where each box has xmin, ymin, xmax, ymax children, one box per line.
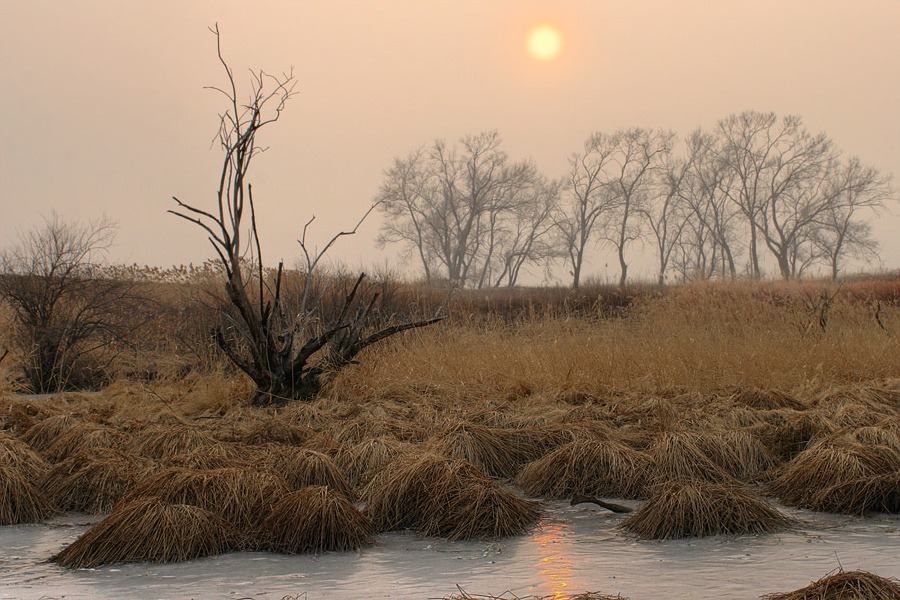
<box><xmin>527</xmin><ymin>23</ymin><xmax>563</xmax><ymax>62</ymax></box>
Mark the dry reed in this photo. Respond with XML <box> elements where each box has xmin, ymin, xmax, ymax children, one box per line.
<box><xmin>41</xmin><ymin>448</ymin><xmax>154</xmax><ymax>514</ymax></box>
<box><xmin>0</xmin><ymin>431</ymin><xmax>49</xmax><ymax>479</ymax></box>
<box><xmin>263</xmin><ymin>446</ymin><xmax>352</xmax><ymax>495</ymax></box>
<box><xmin>43</xmin><ymin>423</ymin><xmax>131</xmax><ymax>463</ymax></box>
<box><xmin>51</xmin><ymin>496</ymin><xmax>241</xmax><ymax>568</ymax></box>
<box><xmin>0</xmin><ymin>462</ymin><xmax>55</xmax><ymax>524</ymax></box>
<box><xmin>761</xmin><ymin>569</ymin><xmax>900</xmax><ymax>600</ymax></box>
<box><xmin>129</xmin><ymin>423</ymin><xmax>217</xmax><ymax>459</ymax></box>
<box><xmin>363</xmin><ymin>452</ymin><xmax>541</xmax><ymax>539</ymax></box>
<box><xmin>257</xmin><ymin>486</ymin><xmax>374</xmax><ymax>553</ymax></box>
<box><xmin>125</xmin><ymin>467</ymin><xmax>291</xmax><ymax>528</ymax></box>
<box><xmin>514</xmin><ymin>439</ymin><xmax>648</xmax><ymax>499</ymax></box>
<box><xmin>621</xmin><ymin>480</ymin><xmax>794</xmax><ymax>539</ymax></box>
<box><xmin>645</xmin><ymin>432</ymin><xmax>734</xmax><ymax>485</ymax></box>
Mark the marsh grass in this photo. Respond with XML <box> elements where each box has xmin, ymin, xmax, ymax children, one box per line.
<box><xmin>761</xmin><ymin>569</ymin><xmax>900</xmax><ymax>600</ymax></box>
<box><xmin>51</xmin><ymin>496</ymin><xmax>242</xmax><ymax>568</ymax></box>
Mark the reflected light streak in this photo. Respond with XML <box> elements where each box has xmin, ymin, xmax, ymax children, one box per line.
<box><xmin>532</xmin><ymin>522</ymin><xmax>574</xmax><ymax>600</ymax></box>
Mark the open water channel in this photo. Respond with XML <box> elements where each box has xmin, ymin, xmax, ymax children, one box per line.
<box><xmin>2</xmin><ymin>501</ymin><xmax>897</xmax><ymax>600</ymax></box>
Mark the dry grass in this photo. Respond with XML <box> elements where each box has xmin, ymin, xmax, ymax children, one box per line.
<box><xmin>0</xmin><ymin>462</ymin><xmax>55</xmax><ymax>524</ymax></box>
<box><xmin>257</xmin><ymin>486</ymin><xmax>374</xmax><ymax>553</ymax></box>
<box><xmin>761</xmin><ymin>569</ymin><xmax>900</xmax><ymax>600</ymax></box>
<box><xmin>333</xmin><ymin>437</ymin><xmax>414</xmax><ymax>489</ymax></box>
<box><xmin>514</xmin><ymin>439</ymin><xmax>648</xmax><ymax>499</ymax></box>
<box><xmin>20</xmin><ymin>413</ymin><xmax>82</xmax><ymax>453</ymax></box>
<box><xmin>51</xmin><ymin>496</ymin><xmax>241</xmax><ymax>568</ymax></box>
<box><xmin>0</xmin><ymin>431</ymin><xmax>49</xmax><ymax>479</ymax></box>
<box><xmin>644</xmin><ymin>432</ymin><xmax>734</xmax><ymax>485</ymax></box>
<box><xmin>43</xmin><ymin>423</ymin><xmax>131</xmax><ymax>463</ymax></box>
<box><xmin>0</xmin><ymin>395</ymin><xmax>57</xmax><ymax>436</ymax></box>
<box><xmin>128</xmin><ymin>423</ymin><xmax>218</xmax><ymax>459</ymax></box>
<box><xmin>41</xmin><ymin>448</ymin><xmax>154</xmax><ymax>514</ymax></box>
<box><xmin>124</xmin><ymin>467</ymin><xmax>291</xmax><ymax>529</ymax></box>
<box><xmin>769</xmin><ymin>437</ymin><xmax>900</xmax><ymax>511</ymax></box>
<box><xmin>427</xmin><ymin>422</ymin><xmax>543</xmax><ymax>479</ymax></box>
<box><xmin>621</xmin><ymin>480</ymin><xmax>795</xmax><ymax>539</ymax></box>
<box><xmin>262</xmin><ymin>446</ymin><xmax>352</xmax><ymax>495</ymax></box>
<box><xmin>363</xmin><ymin>452</ymin><xmax>541</xmax><ymax>539</ymax></box>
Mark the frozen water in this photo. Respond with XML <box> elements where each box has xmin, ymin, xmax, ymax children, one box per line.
<box><xmin>1</xmin><ymin>502</ymin><xmax>898</xmax><ymax>600</ymax></box>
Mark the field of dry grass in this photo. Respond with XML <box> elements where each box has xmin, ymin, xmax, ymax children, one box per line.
<box><xmin>1</xmin><ymin>277</ymin><xmax>899</xmax><ymax>589</ymax></box>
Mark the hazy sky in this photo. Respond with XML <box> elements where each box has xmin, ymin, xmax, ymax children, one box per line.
<box><xmin>1</xmin><ymin>0</ymin><xmax>898</xmax><ymax>282</ymax></box>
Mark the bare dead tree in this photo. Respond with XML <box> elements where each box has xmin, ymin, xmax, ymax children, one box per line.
<box><xmin>170</xmin><ymin>26</ymin><xmax>445</xmax><ymax>405</ymax></box>
<box><xmin>0</xmin><ymin>213</ymin><xmax>147</xmax><ymax>392</ymax></box>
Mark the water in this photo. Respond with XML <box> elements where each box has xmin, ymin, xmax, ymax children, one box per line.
<box><xmin>2</xmin><ymin>502</ymin><xmax>898</xmax><ymax>600</ymax></box>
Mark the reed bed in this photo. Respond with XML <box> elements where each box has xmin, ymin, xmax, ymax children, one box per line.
<box><xmin>0</xmin><ymin>395</ymin><xmax>56</xmax><ymax>436</ymax></box>
<box><xmin>0</xmin><ymin>462</ymin><xmax>55</xmax><ymax>524</ymax></box>
<box><xmin>363</xmin><ymin>452</ymin><xmax>541</xmax><ymax>539</ymax></box>
<box><xmin>769</xmin><ymin>437</ymin><xmax>900</xmax><ymax>511</ymax></box>
<box><xmin>0</xmin><ymin>431</ymin><xmax>49</xmax><ymax>479</ymax></box>
<box><xmin>241</xmin><ymin>417</ymin><xmax>314</xmax><ymax>446</ymax></box>
<box><xmin>124</xmin><ymin>467</ymin><xmax>291</xmax><ymax>529</ymax></box>
<box><xmin>257</xmin><ymin>486</ymin><xmax>374</xmax><ymax>553</ymax></box>
<box><xmin>761</xmin><ymin>569</ymin><xmax>900</xmax><ymax>600</ymax></box>
<box><xmin>427</xmin><ymin>422</ymin><xmax>542</xmax><ymax>479</ymax></box>
<box><xmin>41</xmin><ymin>448</ymin><xmax>154</xmax><ymax>514</ymax></box>
<box><xmin>621</xmin><ymin>480</ymin><xmax>795</xmax><ymax>539</ymax></box>
<box><xmin>514</xmin><ymin>439</ymin><xmax>648</xmax><ymax>499</ymax></box>
<box><xmin>43</xmin><ymin>423</ymin><xmax>131</xmax><ymax>463</ymax></box>
<box><xmin>263</xmin><ymin>446</ymin><xmax>352</xmax><ymax>495</ymax></box>
<box><xmin>51</xmin><ymin>497</ymin><xmax>241</xmax><ymax>568</ymax></box>
<box><xmin>128</xmin><ymin>423</ymin><xmax>218</xmax><ymax>459</ymax></box>
<box><xmin>20</xmin><ymin>413</ymin><xmax>82</xmax><ymax>453</ymax></box>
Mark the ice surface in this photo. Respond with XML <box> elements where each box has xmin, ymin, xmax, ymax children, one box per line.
<box><xmin>2</xmin><ymin>502</ymin><xmax>898</xmax><ymax>600</ymax></box>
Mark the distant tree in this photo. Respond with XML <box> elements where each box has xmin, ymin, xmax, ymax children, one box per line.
<box><xmin>171</xmin><ymin>26</ymin><xmax>445</xmax><ymax>405</ymax></box>
<box><xmin>813</xmin><ymin>156</ymin><xmax>894</xmax><ymax>279</ymax></box>
<box><xmin>0</xmin><ymin>214</ymin><xmax>145</xmax><ymax>392</ymax></box>
<box><xmin>554</xmin><ymin>132</ymin><xmax>619</xmax><ymax>289</ymax></box>
<box><xmin>376</xmin><ymin>131</ymin><xmax>555</xmax><ymax>287</ymax></box>
<box><xmin>602</xmin><ymin>128</ymin><xmax>676</xmax><ymax>286</ymax></box>
<box><xmin>640</xmin><ymin>147</ymin><xmax>691</xmax><ymax>286</ymax></box>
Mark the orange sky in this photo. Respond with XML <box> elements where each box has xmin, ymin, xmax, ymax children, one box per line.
<box><xmin>1</xmin><ymin>0</ymin><xmax>898</xmax><ymax>281</ymax></box>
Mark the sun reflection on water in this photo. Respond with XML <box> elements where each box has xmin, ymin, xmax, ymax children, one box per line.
<box><xmin>532</xmin><ymin>522</ymin><xmax>575</xmax><ymax>600</ymax></box>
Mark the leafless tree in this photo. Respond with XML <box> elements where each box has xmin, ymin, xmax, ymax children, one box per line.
<box><xmin>554</xmin><ymin>132</ymin><xmax>619</xmax><ymax>289</ymax></box>
<box><xmin>0</xmin><ymin>214</ymin><xmax>146</xmax><ymax>392</ymax></box>
<box><xmin>171</xmin><ymin>26</ymin><xmax>444</xmax><ymax>405</ymax></box>
<box><xmin>640</xmin><ymin>148</ymin><xmax>691</xmax><ymax>286</ymax></box>
<box><xmin>603</xmin><ymin>128</ymin><xmax>676</xmax><ymax>286</ymax></box>
<box><xmin>813</xmin><ymin>156</ymin><xmax>894</xmax><ymax>279</ymax></box>
<box><xmin>377</xmin><ymin>131</ymin><xmax>555</xmax><ymax>287</ymax></box>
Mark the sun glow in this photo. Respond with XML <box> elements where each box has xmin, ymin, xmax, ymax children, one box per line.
<box><xmin>527</xmin><ymin>23</ymin><xmax>563</xmax><ymax>61</ymax></box>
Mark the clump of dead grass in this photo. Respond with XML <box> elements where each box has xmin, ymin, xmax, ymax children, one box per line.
<box><xmin>51</xmin><ymin>496</ymin><xmax>242</xmax><ymax>568</ymax></box>
<box><xmin>41</xmin><ymin>448</ymin><xmax>154</xmax><ymax>514</ymax></box>
<box><xmin>427</xmin><ymin>422</ymin><xmax>542</xmax><ymax>479</ymax></box>
<box><xmin>363</xmin><ymin>452</ymin><xmax>541</xmax><ymax>539</ymax></box>
<box><xmin>125</xmin><ymin>467</ymin><xmax>291</xmax><ymax>528</ymax></box>
<box><xmin>43</xmin><ymin>423</ymin><xmax>131</xmax><ymax>463</ymax></box>
<box><xmin>769</xmin><ymin>437</ymin><xmax>900</xmax><ymax>512</ymax></box>
<box><xmin>129</xmin><ymin>423</ymin><xmax>217</xmax><ymax>459</ymax></box>
<box><xmin>761</xmin><ymin>568</ymin><xmax>900</xmax><ymax>600</ymax></box>
<box><xmin>514</xmin><ymin>439</ymin><xmax>648</xmax><ymax>499</ymax></box>
<box><xmin>332</xmin><ymin>437</ymin><xmax>414</xmax><ymax>489</ymax></box>
<box><xmin>621</xmin><ymin>480</ymin><xmax>794</xmax><ymax>539</ymax></box>
<box><xmin>257</xmin><ymin>486</ymin><xmax>374</xmax><ymax>553</ymax></box>
<box><xmin>1</xmin><ymin>462</ymin><xmax>55</xmax><ymax>524</ymax></box>
<box><xmin>0</xmin><ymin>431</ymin><xmax>49</xmax><ymax>479</ymax></box>
<box><xmin>644</xmin><ymin>431</ymin><xmax>734</xmax><ymax>485</ymax></box>
<box><xmin>263</xmin><ymin>446</ymin><xmax>352</xmax><ymax>495</ymax></box>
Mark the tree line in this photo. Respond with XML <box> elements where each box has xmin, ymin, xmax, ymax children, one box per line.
<box><xmin>375</xmin><ymin>111</ymin><xmax>895</xmax><ymax>288</ymax></box>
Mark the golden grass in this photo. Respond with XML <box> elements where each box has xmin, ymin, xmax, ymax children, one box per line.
<box><xmin>43</xmin><ymin>423</ymin><xmax>131</xmax><ymax>463</ymax></box>
<box><xmin>333</xmin><ymin>437</ymin><xmax>414</xmax><ymax>489</ymax></box>
<box><xmin>0</xmin><ymin>395</ymin><xmax>57</xmax><ymax>436</ymax></box>
<box><xmin>124</xmin><ymin>467</ymin><xmax>291</xmax><ymax>529</ymax></box>
<box><xmin>644</xmin><ymin>432</ymin><xmax>734</xmax><ymax>485</ymax></box>
<box><xmin>621</xmin><ymin>480</ymin><xmax>795</xmax><ymax>539</ymax></box>
<box><xmin>329</xmin><ymin>281</ymin><xmax>900</xmax><ymax>403</ymax></box>
<box><xmin>0</xmin><ymin>431</ymin><xmax>49</xmax><ymax>479</ymax></box>
<box><xmin>427</xmin><ymin>422</ymin><xmax>544</xmax><ymax>479</ymax></box>
<box><xmin>128</xmin><ymin>423</ymin><xmax>217</xmax><ymax>459</ymax></box>
<box><xmin>362</xmin><ymin>452</ymin><xmax>541</xmax><ymax>539</ymax></box>
<box><xmin>51</xmin><ymin>496</ymin><xmax>241</xmax><ymax>568</ymax></box>
<box><xmin>257</xmin><ymin>486</ymin><xmax>374</xmax><ymax>553</ymax></box>
<box><xmin>262</xmin><ymin>446</ymin><xmax>352</xmax><ymax>495</ymax></box>
<box><xmin>769</xmin><ymin>437</ymin><xmax>900</xmax><ymax>511</ymax></box>
<box><xmin>0</xmin><ymin>462</ymin><xmax>55</xmax><ymax>524</ymax></box>
<box><xmin>761</xmin><ymin>569</ymin><xmax>900</xmax><ymax>600</ymax></box>
<box><xmin>514</xmin><ymin>439</ymin><xmax>648</xmax><ymax>499</ymax></box>
<box><xmin>41</xmin><ymin>448</ymin><xmax>154</xmax><ymax>514</ymax></box>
